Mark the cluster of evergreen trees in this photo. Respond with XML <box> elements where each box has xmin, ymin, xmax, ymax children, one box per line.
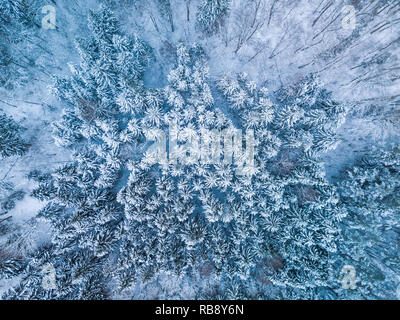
<box><xmin>216</xmin><ymin>72</ymin><xmax>347</xmax><ymax>297</ymax></box>
<box><xmin>336</xmin><ymin>147</ymin><xmax>400</xmax><ymax>299</ymax></box>
<box><xmin>1</xmin><ymin>6</ymin><xmax>399</xmax><ymax>300</ymax></box>
<box><xmin>196</xmin><ymin>0</ymin><xmax>230</xmax><ymax>35</ymax></box>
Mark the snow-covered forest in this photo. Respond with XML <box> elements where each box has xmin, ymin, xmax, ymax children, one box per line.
<box><xmin>0</xmin><ymin>0</ymin><xmax>399</xmax><ymax>299</ymax></box>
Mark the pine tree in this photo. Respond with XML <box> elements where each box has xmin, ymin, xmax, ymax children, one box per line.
<box><xmin>2</xmin><ymin>7</ymin><xmax>153</xmax><ymax>299</ymax></box>
<box><xmin>336</xmin><ymin>146</ymin><xmax>400</xmax><ymax>299</ymax></box>
<box><xmin>217</xmin><ymin>73</ymin><xmax>346</xmax><ymax>296</ymax></box>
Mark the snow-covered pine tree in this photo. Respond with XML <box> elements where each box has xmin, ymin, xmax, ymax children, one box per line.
<box><xmin>115</xmin><ymin>43</ymin><xmax>244</xmax><ymax>293</ymax></box>
<box><xmin>3</xmin><ymin>8</ymin><xmax>348</xmax><ymax>297</ymax></box>
<box><xmin>0</xmin><ymin>113</ymin><xmax>28</xmax><ymax>158</ymax></box>
<box><xmin>217</xmin><ymin>73</ymin><xmax>347</xmax><ymax>297</ymax></box>
<box><xmin>196</xmin><ymin>0</ymin><xmax>230</xmax><ymax>36</ymax></box>
<box><xmin>336</xmin><ymin>146</ymin><xmax>400</xmax><ymax>299</ymax></box>
<box><xmin>0</xmin><ymin>112</ymin><xmax>28</xmax><ymax>279</ymax></box>
<box><xmin>0</xmin><ymin>249</ymin><xmax>26</xmax><ymax>280</ymax></box>
<box><xmin>156</xmin><ymin>0</ymin><xmax>174</xmax><ymax>32</ymax></box>
<box><xmin>7</xmin><ymin>40</ymin><xmax>347</xmax><ymax>299</ymax></box>
<box><xmin>0</xmin><ymin>0</ymin><xmax>41</xmax><ymax>89</ymax></box>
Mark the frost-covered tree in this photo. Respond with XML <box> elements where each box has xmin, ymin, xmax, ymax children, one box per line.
<box><xmin>0</xmin><ymin>112</ymin><xmax>28</xmax><ymax>278</ymax></box>
<box><xmin>113</xmin><ymin>51</ymin><xmax>347</xmax><ymax>298</ymax></box>
<box><xmin>196</xmin><ymin>0</ymin><xmax>230</xmax><ymax>36</ymax></box>
<box><xmin>2</xmin><ymin>7</ymin><xmax>153</xmax><ymax>299</ymax></box>
<box><xmin>0</xmin><ymin>249</ymin><xmax>26</xmax><ymax>280</ymax></box>
<box><xmin>336</xmin><ymin>147</ymin><xmax>400</xmax><ymax>299</ymax></box>
<box><xmin>0</xmin><ymin>113</ymin><xmax>28</xmax><ymax>158</ymax></box>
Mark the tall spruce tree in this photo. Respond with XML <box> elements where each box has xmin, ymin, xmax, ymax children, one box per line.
<box><xmin>0</xmin><ymin>113</ymin><xmax>28</xmax><ymax>159</ymax></box>
<box><xmin>0</xmin><ymin>0</ymin><xmax>41</xmax><ymax>89</ymax></box>
<box><xmin>336</xmin><ymin>147</ymin><xmax>400</xmax><ymax>299</ymax></box>
<box><xmin>196</xmin><ymin>0</ymin><xmax>230</xmax><ymax>36</ymax></box>
<box><xmin>2</xmin><ymin>7</ymin><xmax>153</xmax><ymax>299</ymax></box>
